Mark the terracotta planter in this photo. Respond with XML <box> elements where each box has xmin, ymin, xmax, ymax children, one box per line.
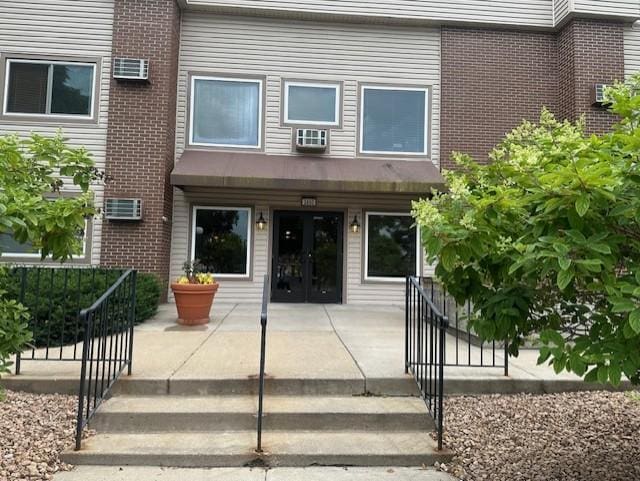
<box><xmin>170</xmin><ymin>282</ymin><xmax>219</xmax><ymax>326</ymax></box>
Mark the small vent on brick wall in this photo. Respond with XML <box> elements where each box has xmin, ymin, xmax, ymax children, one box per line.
<box><xmin>105</xmin><ymin>198</ymin><xmax>142</xmax><ymax>221</ymax></box>
<box><xmin>113</xmin><ymin>58</ymin><xmax>149</xmax><ymax>81</ymax></box>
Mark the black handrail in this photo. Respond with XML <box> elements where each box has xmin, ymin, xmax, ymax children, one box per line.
<box><xmin>405</xmin><ymin>276</ymin><xmax>448</xmax><ymax>451</ymax></box>
<box><xmin>256</xmin><ymin>274</ymin><xmax>269</xmax><ymax>453</ymax></box>
<box><xmin>75</xmin><ymin>269</ymin><xmax>136</xmax><ymax>450</ymax></box>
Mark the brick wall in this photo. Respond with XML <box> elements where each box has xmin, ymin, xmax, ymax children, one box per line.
<box><xmin>558</xmin><ymin>19</ymin><xmax>625</xmax><ymax>134</ymax></box>
<box><xmin>441</xmin><ymin>20</ymin><xmax>625</xmax><ymax>169</ymax></box>
<box><xmin>100</xmin><ymin>0</ymin><xmax>181</xmax><ymax>292</ymax></box>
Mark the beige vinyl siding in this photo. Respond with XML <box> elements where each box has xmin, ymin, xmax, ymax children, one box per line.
<box><xmin>183</xmin><ymin>0</ymin><xmax>555</xmax><ymax>28</ymax></box>
<box><xmin>571</xmin><ymin>0</ymin><xmax>640</xmax><ymax>17</ymax></box>
<box><xmin>169</xmin><ymin>189</ymin><xmax>425</xmax><ymax>304</ymax></box>
<box><xmin>176</xmin><ymin>13</ymin><xmax>441</xmax><ymax>164</ymax></box>
<box><xmin>624</xmin><ymin>22</ymin><xmax>640</xmax><ymax>77</ymax></box>
<box><xmin>0</xmin><ymin>0</ymin><xmax>114</xmax><ymax>265</ymax></box>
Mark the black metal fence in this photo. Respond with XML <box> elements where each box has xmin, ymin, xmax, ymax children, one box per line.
<box><xmin>421</xmin><ymin>277</ymin><xmax>508</xmax><ymax>375</ymax></box>
<box><xmin>405</xmin><ymin>276</ymin><xmax>447</xmax><ymax>450</ymax></box>
<box><xmin>3</xmin><ymin>266</ymin><xmax>125</xmax><ymax>372</ymax></box>
<box><xmin>256</xmin><ymin>274</ymin><xmax>269</xmax><ymax>453</ymax></box>
<box><xmin>75</xmin><ymin>269</ymin><xmax>136</xmax><ymax>449</ymax></box>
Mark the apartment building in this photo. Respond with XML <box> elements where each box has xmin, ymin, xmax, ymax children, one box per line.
<box><xmin>1</xmin><ymin>0</ymin><xmax>639</xmax><ymax>303</ymax></box>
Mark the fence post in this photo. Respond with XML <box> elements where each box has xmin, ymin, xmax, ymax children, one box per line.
<box><xmin>404</xmin><ymin>276</ymin><xmax>409</xmax><ymax>374</ymax></box>
<box><xmin>504</xmin><ymin>340</ymin><xmax>509</xmax><ymax>377</ymax></box>
<box><xmin>438</xmin><ymin>316</ymin><xmax>448</xmax><ymax>451</ymax></box>
<box><xmin>127</xmin><ymin>271</ymin><xmax>137</xmax><ymax>376</ymax></box>
<box><xmin>75</xmin><ymin>311</ymin><xmax>91</xmax><ymax>451</ymax></box>
<box><xmin>15</xmin><ymin>268</ymin><xmax>27</xmax><ymax>375</ymax></box>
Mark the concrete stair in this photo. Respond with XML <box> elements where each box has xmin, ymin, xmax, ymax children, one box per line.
<box><xmin>64</xmin><ymin>394</ymin><xmax>452</xmax><ymax>467</ymax></box>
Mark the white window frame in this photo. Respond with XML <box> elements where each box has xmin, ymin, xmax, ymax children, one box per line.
<box><xmin>283</xmin><ymin>80</ymin><xmax>340</xmax><ymax>126</ymax></box>
<box><xmin>190</xmin><ymin>206</ymin><xmax>252</xmax><ymax>279</ymax></box>
<box><xmin>359</xmin><ymin>85</ymin><xmax>429</xmax><ymax>156</ymax></box>
<box><xmin>0</xmin><ymin>221</ymin><xmax>89</xmax><ymax>260</ymax></box>
<box><xmin>363</xmin><ymin>211</ymin><xmax>421</xmax><ymax>283</ymax></box>
<box><xmin>3</xmin><ymin>58</ymin><xmax>97</xmax><ymax>119</ymax></box>
<box><xmin>189</xmin><ymin>76</ymin><xmax>263</xmax><ymax>149</ymax></box>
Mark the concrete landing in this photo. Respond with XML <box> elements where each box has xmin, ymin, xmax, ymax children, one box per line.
<box><xmin>54</xmin><ymin>466</ymin><xmax>457</xmax><ymax>481</ymax></box>
<box><xmin>7</xmin><ymin>302</ymin><xmax>620</xmax><ymax>396</ymax></box>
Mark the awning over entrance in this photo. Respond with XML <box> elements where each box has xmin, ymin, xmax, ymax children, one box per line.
<box><xmin>171</xmin><ymin>150</ymin><xmax>445</xmax><ymax>194</ymax></box>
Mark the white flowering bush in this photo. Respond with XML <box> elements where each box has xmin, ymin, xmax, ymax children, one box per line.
<box><xmin>412</xmin><ymin>75</ymin><xmax>640</xmax><ymax>386</ymax></box>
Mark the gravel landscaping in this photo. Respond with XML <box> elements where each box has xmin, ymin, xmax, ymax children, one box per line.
<box><xmin>439</xmin><ymin>390</ymin><xmax>640</xmax><ymax>481</ymax></box>
<box><xmin>0</xmin><ymin>390</ymin><xmax>79</xmax><ymax>481</ymax></box>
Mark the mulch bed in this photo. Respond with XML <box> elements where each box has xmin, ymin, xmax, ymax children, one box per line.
<box><xmin>438</xmin><ymin>390</ymin><xmax>640</xmax><ymax>481</ymax></box>
<box><xmin>0</xmin><ymin>390</ymin><xmax>78</xmax><ymax>480</ymax></box>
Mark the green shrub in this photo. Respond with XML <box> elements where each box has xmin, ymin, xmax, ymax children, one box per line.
<box><xmin>0</xmin><ymin>267</ymin><xmax>161</xmax><ymax>347</ymax></box>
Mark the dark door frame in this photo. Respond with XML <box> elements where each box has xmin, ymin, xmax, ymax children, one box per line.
<box><xmin>271</xmin><ymin>210</ymin><xmax>344</xmax><ymax>304</ymax></box>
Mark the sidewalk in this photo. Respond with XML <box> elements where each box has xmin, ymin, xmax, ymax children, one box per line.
<box><xmin>54</xmin><ymin>466</ymin><xmax>457</xmax><ymax>481</ymax></box>
<box><xmin>5</xmin><ymin>301</ymin><xmax>614</xmax><ymax>396</ymax></box>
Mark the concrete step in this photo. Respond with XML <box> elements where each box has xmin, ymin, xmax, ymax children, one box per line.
<box><xmin>90</xmin><ymin>395</ymin><xmax>434</xmax><ymax>433</ymax></box>
<box><xmin>63</xmin><ymin>431</ymin><xmax>452</xmax><ymax>467</ymax></box>
<box><xmin>112</xmin><ymin>377</ymin><xmax>380</xmax><ymax>396</ymax></box>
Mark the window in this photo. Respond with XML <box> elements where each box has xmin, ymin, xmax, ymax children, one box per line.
<box><xmin>191</xmin><ymin>206</ymin><xmax>251</xmax><ymax>277</ymax></box>
<box><xmin>284</xmin><ymin>81</ymin><xmax>340</xmax><ymax>126</ymax></box>
<box><xmin>190</xmin><ymin>76</ymin><xmax>262</xmax><ymax>148</ymax></box>
<box><xmin>3</xmin><ymin>59</ymin><xmax>95</xmax><ymax>117</ymax></box>
<box><xmin>0</xmin><ymin>224</ymin><xmax>88</xmax><ymax>259</ymax></box>
<box><xmin>360</xmin><ymin>85</ymin><xmax>429</xmax><ymax>155</ymax></box>
<box><xmin>364</xmin><ymin>212</ymin><xmax>420</xmax><ymax>281</ymax></box>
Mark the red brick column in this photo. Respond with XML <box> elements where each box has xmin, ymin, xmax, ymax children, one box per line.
<box><xmin>101</xmin><ymin>0</ymin><xmax>181</xmax><ymax>292</ymax></box>
<box><xmin>557</xmin><ymin>19</ymin><xmax>625</xmax><ymax>134</ymax></box>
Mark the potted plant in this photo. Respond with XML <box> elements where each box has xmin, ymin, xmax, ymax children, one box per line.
<box><xmin>170</xmin><ymin>261</ymin><xmax>219</xmax><ymax>326</ymax></box>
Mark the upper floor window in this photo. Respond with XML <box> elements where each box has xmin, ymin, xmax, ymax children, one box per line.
<box><xmin>190</xmin><ymin>76</ymin><xmax>263</xmax><ymax>148</ymax></box>
<box><xmin>360</xmin><ymin>85</ymin><xmax>429</xmax><ymax>155</ymax></box>
<box><xmin>284</xmin><ymin>81</ymin><xmax>340</xmax><ymax>126</ymax></box>
<box><xmin>3</xmin><ymin>59</ymin><xmax>95</xmax><ymax>118</ymax></box>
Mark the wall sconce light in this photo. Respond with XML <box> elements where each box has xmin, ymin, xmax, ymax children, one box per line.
<box><xmin>350</xmin><ymin>215</ymin><xmax>361</xmax><ymax>234</ymax></box>
<box><xmin>256</xmin><ymin>212</ymin><xmax>267</xmax><ymax>231</ymax></box>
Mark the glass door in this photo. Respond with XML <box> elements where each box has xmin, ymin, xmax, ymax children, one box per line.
<box><xmin>271</xmin><ymin>211</ymin><xmax>343</xmax><ymax>303</ymax></box>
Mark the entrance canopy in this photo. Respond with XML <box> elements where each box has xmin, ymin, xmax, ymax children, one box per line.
<box><xmin>171</xmin><ymin>150</ymin><xmax>445</xmax><ymax>194</ymax></box>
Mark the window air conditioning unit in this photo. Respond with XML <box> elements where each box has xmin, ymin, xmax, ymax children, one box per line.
<box><xmin>105</xmin><ymin>198</ymin><xmax>142</xmax><ymax>221</ymax></box>
<box><xmin>295</xmin><ymin>128</ymin><xmax>328</xmax><ymax>152</ymax></box>
<box><xmin>592</xmin><ymin>83</ymin><xmax>609</xmax><ymax>105</ymax></box>
<box><xmin>113</xmin><ymin>58</ymin><xmax>149</xmax><ymax>81</ymax></box>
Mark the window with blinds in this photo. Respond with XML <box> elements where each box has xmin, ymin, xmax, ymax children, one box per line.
<box><xmin>3</xmin><ymin>59</ymin><xmax>95</xmax><ymax>117</ymax></box>
<box><xmin>360</xmin><ymin>86</ymin><xmax>429</xmax><ymax>155</ymax></box>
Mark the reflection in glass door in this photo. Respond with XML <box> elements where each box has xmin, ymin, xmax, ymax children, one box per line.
<box><xmin>271</xmin><ymin>211</ymin><xmax>343</xmax><ymax>303</ymax></box>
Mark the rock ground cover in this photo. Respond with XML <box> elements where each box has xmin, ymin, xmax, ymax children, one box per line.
<box><xmin>439</xmin><ymin>390</ymin><xmax>640</xmax><ymax>481</ymax></box>
<box><xmin>0</xmin><ymin>390</ymin><xmax>81</xmax><ymax>480</ymax></box>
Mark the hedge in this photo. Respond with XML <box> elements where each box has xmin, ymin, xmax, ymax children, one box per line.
<box><xmin>0</xmin><ymin>267</ymin><xmax>161</xmax><ymax>347</ymax></box>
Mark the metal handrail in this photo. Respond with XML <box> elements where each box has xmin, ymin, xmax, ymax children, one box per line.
<box><xmin>405</xmin><ymin>275</ymin><xmax>448</xmax><ymax>450</ymax></box>
<box><xmin>256</xmin><ymin>274</ymin><xmax>269</xmax><ymax>453</ymax></box>
<box><xmin>75</xmin><ymin>269</ymin><xmax>136</xmax><ymax>450</ymax></box>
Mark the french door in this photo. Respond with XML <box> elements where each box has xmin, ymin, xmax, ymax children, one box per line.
<box><xmin>271</xmin><ymin>211</ymin><xmax>343</xmax><ymax>303</ymax></box>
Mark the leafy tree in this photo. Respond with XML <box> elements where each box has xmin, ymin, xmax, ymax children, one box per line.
<box><xmin>0</xmin><ymin>132</ymin><xmax>101</xmax><ymax>382</ymax></box>
<box><xmin>412</xmin><ymin>74</ymin><xmax>640</xmax><ymax>386</ymax></box>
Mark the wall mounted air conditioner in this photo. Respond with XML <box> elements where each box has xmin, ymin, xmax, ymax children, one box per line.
<box><xmin>113</xmin><ymin>58</ymin><xmax>149</xmax><ymax>81</ymax></box>
<box><xmin>592</xmin><ymin>83</ymin><xmax>609</xmax><ymax>105</ymax></box>
<box><xmin>105</xmin><ymin>198</ymin><xmax>142</xmax><ymax>221</ymax></box>
<box><xmin>295</xmin><ymin>128</ymin><xmax>328</xmax><ymax>153</ymax></box>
